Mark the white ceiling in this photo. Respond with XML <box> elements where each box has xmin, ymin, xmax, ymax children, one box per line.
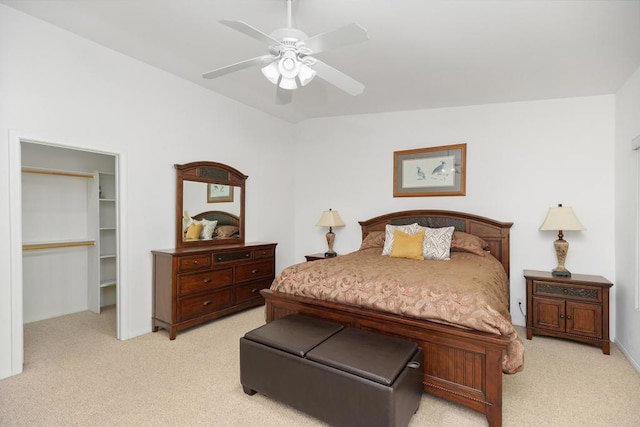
<box><xmin>3</xmin><ymin>0</ymin><xmax>640</xmax><ymax>123</ymax></box>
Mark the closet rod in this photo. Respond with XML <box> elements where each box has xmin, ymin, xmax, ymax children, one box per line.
<box><xmin>22</xmin><ymin>168</ymin><xmax>94</xmax><ymax>179</ymax></box>
<box><xmin>23</xmin><ymin>240</ymin><xmax>96</xmax><ymax>251</ymax></box>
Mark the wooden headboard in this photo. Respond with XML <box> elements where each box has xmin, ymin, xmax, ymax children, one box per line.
<box><xmin>192</xmin><ymin>210</ymin><xmax>240</xmax><ymax>227</ymax></box>
<box><xmin>358</xmin><ymin>210</ymin><xmax>513</xmax><ymax>278</ymax></box>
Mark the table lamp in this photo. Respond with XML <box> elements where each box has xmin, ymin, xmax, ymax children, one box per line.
<box><xmin>539</xmin><ymin>203</ymin><xmax>586</xmax><ymax>277</ymax></box>
<box><xmin>316</xmin><ymin>209</ymin><xmax>345</xmax><ymax>257</ymax></box>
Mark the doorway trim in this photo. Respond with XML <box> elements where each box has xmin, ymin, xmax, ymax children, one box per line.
<box><xmin>8</xmin><ymin>129</ymin><xmax>127</xmax><ymax>377</ymax></box>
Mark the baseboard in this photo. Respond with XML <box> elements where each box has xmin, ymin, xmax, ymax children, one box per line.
<box><xmin>615</xmin><ymin>339</ymin><xmax>640</xmax><ymax>374</ymax></box>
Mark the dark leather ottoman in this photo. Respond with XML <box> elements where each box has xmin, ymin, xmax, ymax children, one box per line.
<box><xmin>240</xmin><ymin>314</ymin><xmax>423</xmax><ymax>427</ymax></box>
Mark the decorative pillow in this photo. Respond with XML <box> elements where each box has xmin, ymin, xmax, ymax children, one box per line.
<box><xmin>185</xmin><ymin>222</ymin><xmax>203</xmax><ymax>240</ymax></box>
<box><xmin>359</xmin><ymin>231</ymin><xmax>386</xmax><ymax>250</ymax></box>
<box><xmin>199</xmin><ymin>219</ymin><xmax>218</xmax><ymax>240</ymax></box>
<box><xmin>415</xmin><ymin>225</ymin><xmax>455</xmax><ymax>260</ymax></box>
<box><xmin>450</xmin><ymin>231</ymin><xmax>488</xmax><ymax>256</ymax></box>
<box><xmin>382</xmin><ymin>223</ymin><xmax>419</xmax><ymax>255</ymax></box>
<box><xmin>390</xmin><ymin>230</ymin><xmax>425</xmax><ymax>260</ymax></box>
<box><xmin>215</xmin><ymin>225</ymin><xmax>240</xmax><ymax>238</ymax></box>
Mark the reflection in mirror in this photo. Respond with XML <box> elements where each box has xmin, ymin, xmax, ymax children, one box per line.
<box><xmin>175</xmin><ymin>161</ymin><xmax>247</xmax><ymax>248</ymax></box>
<box><xmin>182</xmin><ymin>181</ymin><xmax>241</xmax><ymax>242</ymax></box>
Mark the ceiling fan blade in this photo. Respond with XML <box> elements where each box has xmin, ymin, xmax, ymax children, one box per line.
<box><xmin>303</xmin><ymin>23</ymin><xmax>369</xmax><ymax>55</ymax></box>
<box><xmin>202</xmin><ymin>54</ymin><xmax>277</xmax><ymax>79</ymax></box>
<box><xmin>220</xmin><ymin>20</ymin><xmax>280</xmax><ymax>46</ymax></box>
<box><xmin>276</xmin><ymin>86</ymin><xmax>293</xmax><ymax>105</ymax></box>
<box><xmin>312</xmin><ymin>59</ymin><xmax>365</xmax><ymax>96</ymax></box>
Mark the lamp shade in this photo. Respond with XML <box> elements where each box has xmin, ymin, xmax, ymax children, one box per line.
<box><xmin>539</xmin><ymin>205</ymin><xmax>586</xmax><ymax>231</ymax></box>
<box><xmin>316</xmin><ymin>209</ymin><xmax>345</xmax><ymax>227</ymax></box>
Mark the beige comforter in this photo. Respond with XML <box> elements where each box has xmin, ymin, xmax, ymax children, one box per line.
<box><xmin>270</xmin><ymin>248</ymin><xmax>524</xmax><ymax>374</ymax></box>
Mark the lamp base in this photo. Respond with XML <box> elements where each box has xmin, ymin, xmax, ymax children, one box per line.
<box><xmin>552</xmin><ymin>268</ymin><xmax>571</xmax><ymax>278</ymax></box>
<box><xmin>324</xmin><ymin>251</ymin><xmax>337</xmax><ymax>257</ymax></box>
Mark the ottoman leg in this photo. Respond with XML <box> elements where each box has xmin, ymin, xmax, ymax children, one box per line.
<box><xmin>243</xmin><ymin>385</ymin><xmax>257</xmax><ymax>396</ymax></box>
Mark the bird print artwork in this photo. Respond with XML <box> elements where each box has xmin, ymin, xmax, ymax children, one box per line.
<box><xmin>416</xmin><ymin>166</ymin><xmax>426</xmax><ymax>180</ymax></box>
<box><xmin>431</xmin><ymin>161</ymin><xmax>447</xmax><ymax>175</ymax></box>
<box><xmin>431</xmin><ymin>161</ymin><xmax>449</xmax><ymax>180</ymax></box>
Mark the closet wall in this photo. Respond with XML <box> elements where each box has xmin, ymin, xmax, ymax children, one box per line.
<box><xmin>21</xmin><ymin>142</ymin><xmax>116</xmax><ymax>323</ymax></box>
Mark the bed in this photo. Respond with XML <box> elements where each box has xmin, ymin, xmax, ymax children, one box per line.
<box><xmin>184</xmin><ymin>210</ymin><xmax>240</xmax><ymax>241</ymax></box>
<box><xmin>261</xmin><ymin>210</ymin><xmax>522</xmax><ymax>427</ymax></box>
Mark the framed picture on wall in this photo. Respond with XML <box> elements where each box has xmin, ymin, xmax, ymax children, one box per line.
<box><xmin>393</xmin><ymin>143</ymin><xmax>466</xmax><ymax>197</ymax></box>
<box><xmin>207</xmin><ymin>184</ymin><xmax>234</xmax><ymax>203</ymax></box>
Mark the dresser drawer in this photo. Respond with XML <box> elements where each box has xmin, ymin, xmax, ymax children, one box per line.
<box><xmin>235</xmin><ymin>260</ymin><xmax>274</xmax><ymax>283</ymax></box>
<box><xmin>235</xmin><ymin>280</ymin><xmax>272</xmax><ymax>304</ymax></box>
<box><xmin>254</xmin><ymin>247</ymin><xmax>275</xmax><ymax>259</ymax></box>
<box><xmin>178</xmin><ymin>268</ymin><xmax>233</xmax><ymax>295</ymax></box>
<box><xmin>533</xmin><ymin>280</ymin><xmax>602</xmax><ymax>302</ymax></box>
<box><xmin>178</xmin><ymin>254</ymin><xmax>211</xmax><ymax>272</ymax></box>
<box><xmin>214</xmin><ymin>250</ymin><xmax>252</xmax><ymax>263</ymax></box>
<box><xmin>178</xmin><ymin>289</ymin><xmax>233</xmax><ymax>321</ymax></box>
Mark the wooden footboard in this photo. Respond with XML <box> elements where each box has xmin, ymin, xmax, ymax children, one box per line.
<box><xmin>262</xmin><ymin>289</ymin><xmax>509</xmax><ymax>427</ymax></box>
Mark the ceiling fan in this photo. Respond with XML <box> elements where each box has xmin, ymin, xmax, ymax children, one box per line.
<box><xmin>202</xmin><ymin>0</ymin><xmax>369</xmax><ymax>104</ymax></box>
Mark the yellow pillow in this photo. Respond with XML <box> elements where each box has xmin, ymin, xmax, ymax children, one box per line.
<box><xmin>390</xmin><ymin>230</ymin><xmax>425</xmax><ymax>260</ymax></box>
<box><xmin>185</xmin><ymin>223</ymin><xmax>203</xmax><ymax>240</ymax></box>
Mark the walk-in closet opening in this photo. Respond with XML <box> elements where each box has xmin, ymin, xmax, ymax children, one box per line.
<box><xmin>21</xmin><ymin>141</ymin><xmax>119</xmax><ymax>336</ymax></box>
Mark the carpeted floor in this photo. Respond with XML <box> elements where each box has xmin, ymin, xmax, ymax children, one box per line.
<box><xmin>1</xmin><ymin>306</ymin><xmax>639</xmax><ymax>426</ymax></box>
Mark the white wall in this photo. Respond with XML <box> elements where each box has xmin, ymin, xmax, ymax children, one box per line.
<box><xmin>0</xmin><ymin>5</ymin><xmax>295</xmax><ymax>379</ymax></box>
<box><xmin>615</xmin><ymin>65</ymin><xmax>640</xmax><ymax>371</ymax></box>
<box><xmin>294</xmin><ymin>96</ymin><xmax>616</xmax><ymax>329</ymax></box>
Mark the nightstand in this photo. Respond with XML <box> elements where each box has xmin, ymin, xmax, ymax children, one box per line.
<box><xmin>524</xmin><ymin>270</ymin><xmax>613</xmax><ymax>354</ymax></box>
<box><xmin>305</xmin><ymin>253</ymin><xmax>337</xmax><ymax>262</ymax></box>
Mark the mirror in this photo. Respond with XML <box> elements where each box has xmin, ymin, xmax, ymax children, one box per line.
<box><xmin>175</xmin><ymin>161</ymin><xmax>246</xmax><ymax>248</ymax></box>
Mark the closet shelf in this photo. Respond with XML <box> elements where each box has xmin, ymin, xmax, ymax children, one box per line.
<box><xmin>100</xmin><ymin>280</ymin><xmax>117</xmax><ymax>288</ymax></box>
<box><xmin>22</xmin><ymin>167</ymin><xmax>94</xmax><ymax>179</ymax></box>
<box><xmin>100</xmin><ymin>253</ymin><xmax>117</xmax><ymax>259</ymax></box>
<box><xmin>23</xmin><ymin>239</ymin><xmax>96</xmax><ymax>251</ymax></box>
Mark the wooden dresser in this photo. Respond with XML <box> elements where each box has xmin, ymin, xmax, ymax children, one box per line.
<box><xmin>152</xmin><ymin>242</ymin><xmax>277</xmax><ymax>339</ymax></box>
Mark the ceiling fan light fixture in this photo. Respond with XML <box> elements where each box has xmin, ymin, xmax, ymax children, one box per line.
<box><xmin>278</xmin><ymin>51</ymin><xmax>300</xmax><ymax>79</ymax></box>
<box><xmin>261</xmin><ymin>61</ymin><xmax>280</xmax><ymax>85</ymax></box>
<box><xmin>298</xmin><ymin>63</ymin><xmax>317</xmax><ymax>86</ymax></box>
<box><xmin>278</xmin><ymin>76</ymin><xmax>298</xmax><ymax>90</ymax></box>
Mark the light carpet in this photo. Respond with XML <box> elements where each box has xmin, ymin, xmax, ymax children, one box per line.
<box><xmin>1</xmin><ymin>306</ymin><xmax>639</xmax><ymax>426</ymax></box>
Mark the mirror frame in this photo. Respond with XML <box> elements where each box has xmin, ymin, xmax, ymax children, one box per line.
<box><xmin>175</xmin><ymin>161</ymin><xmax>247</xmax><ymax>248</ymax></box>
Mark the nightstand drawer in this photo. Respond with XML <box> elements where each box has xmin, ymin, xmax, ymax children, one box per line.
<box><xmin>178</xmin><ymin>254</ymin><xmax>211</xmax><ymax>271</ymax></box>
<box><xmin>178</xmin><ymin>268</ymin><xmax>233</xmax><ymax>295</ymax></box>
<box><xmin>532</xmin><ymin>281</ymin><xmax>602</xmax><ymax>302</ymax></box>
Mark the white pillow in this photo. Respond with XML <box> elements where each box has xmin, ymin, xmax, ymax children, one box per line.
<box><xmin>382</xmin><ymin>223</ymin><xmax>419</xmax><ymax>255</ymax></box>
<box><xmin>415</xmin><ymin>225</ymin><xmax>455</xmax><ymax>260</ymax></box>
<box><xmin>188</xmin><ymin>219</ymin><xmax>218</xmax><ymax>240</ymax></box>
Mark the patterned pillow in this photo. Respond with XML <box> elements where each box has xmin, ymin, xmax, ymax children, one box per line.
<box><xmin>215</xmin><ymin>225</ymin><xmax>240</xmax><ymax>238</ymax></box>
<box><xmin>450</xmin><ymin>231</ymin><xmax>488</xmax><ymax>256</ymax></box>
<box><xmin>415</xmin><ymin>225</ymin><xmax>455</xmax><ymax>260</ymax></box>
<box><xmin>359</xmin><ymin>231</ymin><xmax>386</xmax><ymax>250</ymax></box>
<box><xmin>382</xmin><ymin>223</ymin><xmax>419</xmax><ymax>255</ymax></box>
<box><xmin>188</xmin><ymin>219</ymin><xmax>218</xmax><ymax>240</ymax></box>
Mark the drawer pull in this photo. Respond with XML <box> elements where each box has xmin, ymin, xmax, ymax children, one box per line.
<box><xmin>251</xmin><ymin>288</ymin><xmax>259</xmax><ymax>293</ymax></box>
<box><xmin>252</xmin><ymin>269</ymin><xmax>258</xmax><ymax>274</ymax></box>
<box><xmin>203</xmin><ymin>300</ymin><xmax>212</xmax><ymax>306</ymax></box>
<box><xmin>567</xmin><ymin>315</ymin><xmax>572</xmax><ymax>320</ymax></box>
<box><xmin>203</xmin><ymin>278</ymin><xmax>212</xmax><ymax>283</ymax></box>
<box><xmin>246</xmin><ymin>253</ymin><xmax>250</xmax><ymax>258</ymax></box>
<box><xmin>560</xmin><ymin>314</ymin><xmax>564</xmax><ymax>318</ymax></box>
<box><xmin>563</xmin><ymin>288</ymin><xmax>568</xmax><ymax>294</ymax></box>
<box><xmin>193</xmin><ymin>260</ymin><xmax>199</xmax><ymax>264</ymax></box>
